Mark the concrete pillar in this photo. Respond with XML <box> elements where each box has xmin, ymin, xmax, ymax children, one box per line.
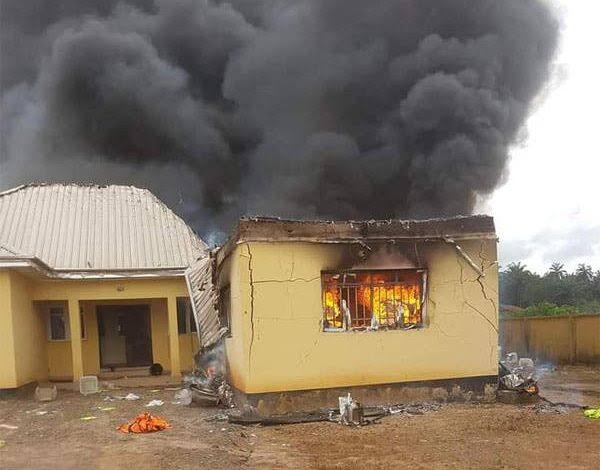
<box><xmin>167</xmin><ymin>296</ymin><xmax>181</xmax><ymax>378</ymax></box>
<box><xmin>67</xmin><ymin>298</ymin><xmax>84</xmax><ymax>383</ymax></box>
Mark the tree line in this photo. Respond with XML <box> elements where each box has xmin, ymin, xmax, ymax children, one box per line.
<box><xmin>499</xmin><ymin>263</ymin><xmax>600</xmax><ymax>317</ymax></box>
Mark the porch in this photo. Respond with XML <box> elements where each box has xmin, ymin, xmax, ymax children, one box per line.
<box><xmin>35</xmin><ymin>297</ymin><xmax>197</xmax><ymax>384</ymax></box>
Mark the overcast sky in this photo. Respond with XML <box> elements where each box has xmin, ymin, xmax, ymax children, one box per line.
<box><xmin>481</xmin><ymin>0</ymin><xmax>599</xmax><ymax>274</ymax></box>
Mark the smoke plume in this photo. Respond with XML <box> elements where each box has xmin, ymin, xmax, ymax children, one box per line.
<box><xmin>0</xmin><ymin>0</ymin><xmax>558</xmax><ymax>239</ymax></box>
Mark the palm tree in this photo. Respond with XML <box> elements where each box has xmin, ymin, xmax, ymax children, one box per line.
<box><xmin>505</xmin><ymin>262</ymin><xmax>531</xmax><ymax>277</ymax></box>
<box><xmin>501</xmin><ymin>262</ymin><xmax>533</xmax><ymax>307</ymax></box>
<box><xmin>575</xmin><ymin>263</ymin><xmax>593</xmax><ymax>282</ymax></box>
<box><xmin>548</xmin><ymin>262</ymin><xmax>567</xmax><ymax>279</ymax></box>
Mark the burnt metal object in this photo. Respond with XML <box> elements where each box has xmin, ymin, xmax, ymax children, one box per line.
<box><xmin>498</xmin><ymin>352</ymin><xmax>538</xmax><ymax>393</ymax></box>
<box><xmin>227</xmin><ymin>402</ymin><xmax>442</xmax><ymax>426</ymax></box>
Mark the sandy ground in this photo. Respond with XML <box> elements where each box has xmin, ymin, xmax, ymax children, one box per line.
<box><xmin>1</xmin><ymin>366</ymin><xmax>599</xmax><ymax>469</ymax></box>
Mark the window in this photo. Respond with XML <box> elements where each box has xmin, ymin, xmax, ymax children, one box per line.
<box><xmin>48</xmin><ymin>306</ymin><xmax>85</xmax><ymax>340</ymax></box>
<box><xmin>322</xmin><ymin>269</ymin><xmax>426</xmax><ymax>331</ymax></box>
<box><xmin>218</xmin><ymin>285</ymin><xmax>231</xmax><ymax>336</ymax></box>
<box><xmin>80</xmin><ymin>311</ymin><xmax>86</xmax><ymax>339</ymax></box>
<box><xmin>49</xmin><ymin>307</ymin><xmax>67</xmax><ymax>340</ymax></box>
<box><xmin>177</xmin><ymin>297</ymin><xmax>196</xmax><ymax>334</ymax></box>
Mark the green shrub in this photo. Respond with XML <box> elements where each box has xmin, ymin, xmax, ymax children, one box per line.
<box><xmin>513</xmin><ymin>302</ymin><xmax>578</xmax><ymax>317</ymax></box>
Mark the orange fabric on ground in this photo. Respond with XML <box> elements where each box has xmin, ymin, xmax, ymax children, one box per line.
<box><xmin>117</xmin><ymin>412</ymin><xmax>171</xmax><ymax>433</ymax></box>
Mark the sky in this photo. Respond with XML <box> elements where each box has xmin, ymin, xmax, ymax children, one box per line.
<box><xmin>483</xmin><ymin>0</ymin><xmax>600</xmax><ymax>273</ymax></box>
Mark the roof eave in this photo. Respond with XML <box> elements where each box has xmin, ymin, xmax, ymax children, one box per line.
<box><xmin>0</xmin><ymin>256</ymin><xmax>187</xmax><ymax>279</ymax></box>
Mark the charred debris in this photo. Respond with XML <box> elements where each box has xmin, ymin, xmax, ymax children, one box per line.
<box><xmin>177</xmin><ymin>346</ymin><xmax>584</xmax><ymax>426</ymax></box>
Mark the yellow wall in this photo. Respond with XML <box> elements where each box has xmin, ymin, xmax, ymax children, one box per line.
<box><xmin>221</xmin><ymin>239</ymin><xmax>499</xmax><ymax>394</ymax></box>
<box><xmin>501</xmin><ymin>314</ymin><xmax>600</xmax><ymax>364</ymax></box>
<box><xmin>47</xmin><ymin>339</ymin><xmax>73</xmax><ymax>379</ymax></box>
<box><xmin>0</xmin><ymin>273</ymin><xmax>192</xmax><ymax>387</ymax></box>
<box><xmin>179</xmin><ymin>334</ymin><xmax>200</xmax><ymax>372</ymax></box>
<box><xmin>0</xmin><ymin>270</ymin><xmax>49</xmax><ymax>388</ymax></box>
<box><xmin>0</xmin><ymin>270</ymin><xmax>18</xmax><ymax>388</ymax></box>
<box><xmin>220</xmin><ymin>250</ymin><xmax>248</xmax><ymax>391</ymax></box>
<box><xmin>81</xmin><ymin>302</ymin><xmax>100</xmax><ymax>376</ymax></box>
<box><xmin>150</xmin><ymin>299</ymin><xmax>171</xmax><ymax>370</ymax></box>
<box><xmin>10</xmin><ymin>272</ymin><xmax>48</xmax><ymax>385</ymax></box>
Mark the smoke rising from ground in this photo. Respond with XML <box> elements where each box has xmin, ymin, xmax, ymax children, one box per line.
<box><xmin>0</xmin><ymin>0</ymin><xmax>558</xmax><ymax>239</ymax></box>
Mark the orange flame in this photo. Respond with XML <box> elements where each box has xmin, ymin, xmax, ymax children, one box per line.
<box><xmin>360</xmin><ymin>283</ymin><xmax>421</xmax><ymax>326</ymax></box>
<box><xmin>323</xmin><ymin>271</ymin><xmax>422</xmax><ymax>329</ymax></box>
<box><xmin>323</xmin><ymin>288</ymin><xmax>343</xmax><ymax>328</ymax></box>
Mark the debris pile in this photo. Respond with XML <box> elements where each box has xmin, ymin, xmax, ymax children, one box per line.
<box><xmin>498</xmin><ymin>352</ymin><xmax>539</xmax><ymax>395</ymax></box>
<box><xmin>178</xmin><ymin>343</ymin><xmax>234</xmax><ymax>408</ymax></box>
<box><xmin>532</xmin><ymin>402</ymin><xmax>570</xmax><ymax>414</ymax></box>
<box><xmin>228</xmin><ymin>395</ymin><xmax>442</xmax><ymax>426</ymax></box>
<box><xmin>182</xmin><ymin>370</ymin><xmax>234</xmax><ymax>408</ymax></box>
<box><xmin>172</xmin><ymin>388</ymin><xmax>193</xmax><ymax>406</ymax></box>
<box><xmin>104</xmin><ymin>392</ymin><xmax>140</xmax><ymax>401</ymax></box>
<box><xmin>387</xmin><ymin>403</ymin><xmax>443</xmax><ymax>415</ymax></box>
<box><xmin>338</xmin><ymin>394</ymin><xmax>364</xmax><ymax>426</ymax></box>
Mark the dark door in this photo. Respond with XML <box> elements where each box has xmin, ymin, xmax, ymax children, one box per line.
<box><xmin>97</xmin><ymin>305</ymin><xmax>152</xmax><ymax>368</ymax></box>
<box><xmin>122</xmin><ymin>306</ymin><xmax>153</xmax><ymax>367</ymax></box>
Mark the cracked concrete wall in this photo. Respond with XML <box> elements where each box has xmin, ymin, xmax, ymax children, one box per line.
<box><xmin>220</xmin><ymin>238</ymin><xmax>498</xmax><ymax>394</ymax></box>
<box><xmin>218</xmin><ymin>247</ymin><xmax>250</xmax><ymax>392</ymax></box>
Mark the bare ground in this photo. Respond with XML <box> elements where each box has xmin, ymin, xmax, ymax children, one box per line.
<box><xmin>1</xmin><ymin>366</ymin><xmax>599</xmax><ymax>469</ymax></box>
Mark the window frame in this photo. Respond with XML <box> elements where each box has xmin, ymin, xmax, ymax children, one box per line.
<box><xmin>218</xmin><ymin>285</ymin><xmax>232</xmax><ymax>337</ymax></box>
<box><xmin>176</xmin><ymin>297</ymin><xmax>197</xmax><ymax>335</ymax></box>
<box><xmin>321</xmin><ymin>268</ymin><xmax>427</xmax><ymax>332</ymax></box>
<box><xmin>48</xmin><ymin>307</ymin><xmax>68</xmax><ymax>341</ymax></box>
<box><xmin>46</xmin><ymin>305</ymin><xmax>86</xmax><ymax>341</ymax></box>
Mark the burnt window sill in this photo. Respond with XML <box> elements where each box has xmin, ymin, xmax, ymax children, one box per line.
<box><xmin>323</xmin><ymin>324</ymin><xmax>424</xmax><ymax>333</ymax></box>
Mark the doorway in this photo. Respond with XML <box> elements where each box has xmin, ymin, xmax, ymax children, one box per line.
<box><xmin>97</xmin><ymin>305</ymin><xmax>153</xmax><ymax>368</ymax></box>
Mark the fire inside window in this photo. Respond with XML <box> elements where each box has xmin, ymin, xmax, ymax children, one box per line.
<box><xmin>322</xmin><ymin>270</ymin><xmax>426</xmax><ymax>331</ymax></box>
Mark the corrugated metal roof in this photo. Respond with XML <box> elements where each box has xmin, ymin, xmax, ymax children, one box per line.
<box><xmin>0</xmin><ymin>243</ymin><xmax>21</xmax><ymax>256</ymax></box>
<box><xmin>0</xmin><ymin>183</ymin><xmax>207</xmax><ymax>271</ymax></box>
<box><xmin>185</xmin><ymin>256</ymin><xmax>226</xmax><ymax>349</ymax></box>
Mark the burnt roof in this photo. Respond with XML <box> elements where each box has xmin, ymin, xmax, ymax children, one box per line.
<box><xmin>217</xmin><ymin>215</ymin><xmax>495</xmax><ymax>263</ymax></box>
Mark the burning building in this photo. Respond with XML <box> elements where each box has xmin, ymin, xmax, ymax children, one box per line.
<box><xmin>191</xmin><ymin>215</ymin><xmax>499</xmax><ymax>412</ymax></box>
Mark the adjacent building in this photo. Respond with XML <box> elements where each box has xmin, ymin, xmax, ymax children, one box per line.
<box><xmin>0</xmin><ymin>183</ymin><xmax>206</xmax><ymax>389</ymax></box>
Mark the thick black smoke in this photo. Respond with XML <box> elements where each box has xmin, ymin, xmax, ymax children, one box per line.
<box><xmin>0</xmin><ymin>0</ymin><xmax>558</xmax><ymax>239</ymax></box>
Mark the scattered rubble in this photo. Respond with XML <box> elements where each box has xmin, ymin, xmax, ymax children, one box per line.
<box><xmin>172</xmin><ymin>389</ymin><xmax>192</xmax><ymax>406</ymax></box>
<box><xmin>388</xmin><ymin>403</ymin><xmax>443</xmax><ymax>415</ymax></box>
<box><xmin>103</xmin><ymin>392</ymin><xmax>141</xmax><ymax>401</ymax></box>
<box><xmin>532</xmin><ymin>403</ymin><xmax>570</xmax><ymax>414</ymax></box>
<box><xmin>98</xmin><ymin>406</ymin><xmax>116</xmax><ymax>412</ymax></box>
<box><xmin>227</xmin><ymin>398</ymin><xmax>442</xmax><ymax>426</ymax></box>
<box><xmin>0</xmin><ymin>424</ymin><xmax>18</xmax><ymax>430</ymax></box>
<box><xmin>145</xmin><ymin>399</ymin><xmax>164</xmax><ymax>408</ymax></box>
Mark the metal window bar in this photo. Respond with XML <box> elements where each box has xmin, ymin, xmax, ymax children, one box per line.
<box><xmin>322</xmin><ymin>270</ymin><xmax>424</xmax><ymax>331</ymax></box>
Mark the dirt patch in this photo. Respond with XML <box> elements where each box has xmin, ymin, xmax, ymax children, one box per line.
<box><xmin>1</xmin><ymin>367</ymin><xmax>599</xmax><ymax>469</ymax></box>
